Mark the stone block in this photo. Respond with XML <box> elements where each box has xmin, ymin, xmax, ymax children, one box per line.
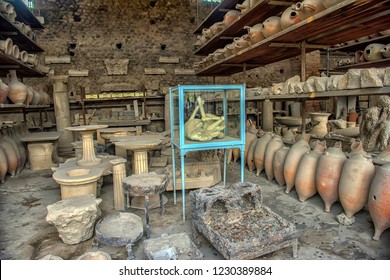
<box><xmin>293</xmin><ymin>82</ymin><xmax>305</xmax><ymax>94</ymax></box>
<box><xmin>303</xmin><ymin>76</ymin><xmax>316</xmax><ymax>93</ymax></box>
<box><xmin>347</xmin><ymin>69</ymin><xmax>362</xmax><ymax>89</ymax></box>
<box><xmin>46</xmin><ymin>195</ymin><xmax>102</xmax><ymax>245</ymax></box>
<box><xmin>281</xmin><ymin>75</ymin><xmax>300</xmax><ymax>95</ymax></box>
<box><xmin>174</xmin><ymin>69</ymin><xmax>195</xmax><ymax>75</ymax></box>
<box><xmin>144</xmin><ymin>68</ymin><xmax>166</xmax><ymax>75</ymax></box>
<box><xmin>101</xmin><ymin>83</ymin><xmax>142</xmax><ymax>92</ymax></box>
<box><xmin>104</xmin><ymin>59</ymin><xmax>129</xmax><ymax>75</ymax></box>
<box><xmin>361</xmin><ymin>68</ymin><xmax>385</xmax><ymax>88</ymax></box>
<box><xmin>27</xmin><ymin>143</ymin><xmax>54</xmax><ymax>171</ymax></box>
<box><xmin>314</xmin><ymin>76</ymin><xmax>328</xmax><ymax>92</ymax></box>
<box><xmin>337</xmin><ymin>74</ymin><xmax>348</xmax><ymax>90</ymax></box>
<box><xmin>327</xmin><ymin>75</ymin><xmax>344</xmax><ymax>91</ymax></box>
<box><xmin>159</xmin><ymin>56</ymin><xmax>180</xmax><ymax>64</ymax></box>
<box><xmin>45</xmin><ymin>56</ymin><xmax>71</xmax><ymax>64</ymax></box>
<box><xmin>270</xmin><ymin>82</ymin><xmax>284</xmax><ymax>95</ymax></box>
<box><xmin>384</xmin><ymin>68</ymin><xmax>390</xmax><ymax>86</ymax></box>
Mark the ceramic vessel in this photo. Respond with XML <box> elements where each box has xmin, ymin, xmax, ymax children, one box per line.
<box><xmin>309</xmin><ymin>112</ymin><xmax>331</xmax><ymax>138</ymax></box>
<box><xmin>292</xmin><ymin>0</ymin><xmax>326</xmax><ymax>20</ymax></box>
<box><xmin>262</xmin><ymin>16</ymin><xmax>282</xmax><ymax>38</ymax></box>
<box><xmin>364</xmin><ymin>43</ymin><xmax>385</xmax><ymax>61</ymax></box>
<box><xmin>2</xmin><ymin>129</ymin><xmax>23</xmax><ymax>174</ymax></box>
<box><xmin>338</xmin><ymin>153</ymin><xmax>375</xmax><ymax>219</ymax></box>
<box><xmin>0</xmin><ymin>79</ymin><xmax>9</xmax><ymax>104</ymax></box>
<box><xmin>236</xmin><ymin>0</ymin><xmax>250</xmax><ymax>14</ymax></box>
<box><xmin>11</xmin><ymin>44</ymin><xmax>19</xmax><ymax>59</ymax></box>
<box><xmin>0</xmin><ymin>133</ymin><xmax>18</xmax><ymax>176</ymax></box>
<box><xmin>380</xmin><ymin>44</ymin><xmax>390</xmax><ymax>58</ymax></box>
<box><xmin>244</xmin><ymin>132</ymin><xmax>257</xmax><ymax>168</ymax></box>
<box><xmin>322</xmin><ymin>0</ymin><xmax>343</xmax><ymax>8</ymax></box>
<box><xmin>25</xmin><ymin>86</ymin><xmax>34</xmax><ymax>106</ymax></box>
<box><xmin>247</xmin><ymin>138</ymin><xmax>260</xmax><ymax>172</ymax></box>
<box><xmin>264</xmin><ymin>135</ymin><xmax>284</xmax><ymax>181</ymax></box>
<box><xmin>223</xmin><ymin>10</ymin><xmax>240</xmax><ymax>26</ymax></box>
<box><xmin>0</xmin><ymin>146</ymin><xmax>8</xmax><ymax>183</ymax></box>
<box><xmin>295</xmin><ymin>140</ymin><xmax>326</xmax><ymax>202</ymax></box>
<box><xmin>210</xmin><ymin>21</ymin><xmax>225</xmax><ymax>35</ymax></box>
<box><xmin>7</xmin><ymin>70</ymin><xmax>27</xmax><ymax>104</ymax></box>
<box><xmin>373</xmin><ymin>144</ymin><xmax>390</xmax><ymax>165</ymax></box>
<box><xmin>368</xmin><ymin>163</ymin><xmax>390</xmax><ymax>240</ymax></box>
<box><xmin>0</xmin><ymin>38</ymin><xmax>13</xmax><ymax>56</ymax></box>
<box><xmin>244</xmin><ymin>23</ymin><xmax>265</xmax><ymax>44</ymax></box>
<box><xmin>284</xmin><ymin>134</ymin><xmax>311</xmax><ymax>194</ymax></box>
<box><xmin>273</xmin><ymin>146</ymin><xmax>290</xmax><ymax>187</ymax></box>
<box><xmin>280</xmin><ymin>6</ymin><xmax>302</xmax><ymax>30</ymax></box>
<box><xmin>253</xmin><ymin>132</ymin><xmax>273</xmax><ymax>176</ymax></box>
<box><xmin>316</xmin><ymin>142</ymin><xmax>347</xmax><ymax>212</ymax></box>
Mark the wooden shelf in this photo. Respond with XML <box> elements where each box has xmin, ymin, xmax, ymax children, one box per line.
<box><xmin>0</xmin><ymin>52</ymin><xmax>45</xmax><ymax>77</ymax></box>
<box><xmin>0</xmin><ymin>14</ymin><xmax>44</xmax><ymax>52</ymax></box>
<box><xmin>193</xmin><ymin>0</ymin><xmax>243</xmax><ymax>34</ymax></box>
<box><xmin>329</xmin><ymin>34</ymin><xmax>390</xmax><ymax>53</ymax></box>
<box><xmin>194</xmin><ymin>0</ymin><xmax>293</xmax><ymax>55</ymax></box>
<box><xmin>4</xmin><ymin>0</ymin><xmax>44</xmax><ymax>29</ymax></box>
<box><xmin>196</xmin><ymin>0</ymin><xmax>390</xmax><ymax>76</ymax></box>
<box><xmin>334</xmin><ymin>57</ymin><xmax>390</xmax><ymax>71</ymax></box>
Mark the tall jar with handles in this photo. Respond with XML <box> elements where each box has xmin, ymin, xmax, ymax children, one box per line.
<box><xmin>316</xmin><ymin>141</ymin><xmax>347</xmax><ymax>212</ymax></box>
<box><xmin>7</xmin><ymin>70</ymin><xmax>27</xmax><ymax>104</ymax></box>
<box><xmin>264</xmin><ymin>134</ymin><xmax>284</xmax><ymax>181</ymax></box>
<box><xmin>273</xmin><ymin>146</ymin><xmax>290</xmax><ymax>187</ymax></box>
<box><xmin>253</xmin><ymin>132</ymin><xmax>273</xmax><ymax>176</ymax></box>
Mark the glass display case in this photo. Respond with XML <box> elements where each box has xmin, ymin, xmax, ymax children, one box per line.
<box><xmin>169</xmin><ymin>84</ymin><xmax>246</xmax><ymax>221</ymax></box>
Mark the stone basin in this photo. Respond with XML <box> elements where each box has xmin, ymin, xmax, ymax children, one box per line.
<box><xmin>275</xmin><ymin>116</ymin><xmax>311</xmax><ymax>126</ymax></box>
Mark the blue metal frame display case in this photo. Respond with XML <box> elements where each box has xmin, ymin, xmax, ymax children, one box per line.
<box><xmin>169</xmin><ymin>84</ymin><xmax>246</xmax><ymax>221</ymax></box>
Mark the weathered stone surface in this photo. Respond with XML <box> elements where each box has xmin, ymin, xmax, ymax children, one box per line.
<box><xmin>361</xmin><ymin>68</ymin><xmax>385</xmax><ymax>88</ymax></box>
<box><xmin>293</xmin><ymin>82</ymin><xmax>305</xmax><ymax>94</ymax></box>
<box><xmin>159</xmin><ymin>56</ymin><xmax>180</xmax><ymax>64</ymax></box>
<box><xmin>303</xmin><ymin>76</ymin><xmax>316</xmax><ymax>93</ymax></box>
<box><xmin>327</xmin><ymin>75</ymin><xmax>344</xmax><ymax>91</ymax></box>
<box><xmin>384</xmin><ymin>68</ymin><xmax>390</xmax><ymax>86</ymax></box>
<box><xmin>281</xmin><ymin>75</ymin><xmax>300</xmax><ymax>95</ymax></box>
<box><xmin>174</xmin><ymin>69</ymin><xmax>195</xmax><ymax>75</ymax></box>
<box><xmin>314</xmin><ymin>76</ymin><xmax>328</xmax><ymax>92</ymax></box>
<box><xmin>104</xmin><ymin>59</ymin><xmax>129</xmax><ymax>75</ymax></box>
<box><xmin>337</xmin><ymin>74</ymin><xmax>348</xmax><ymax>90</ymax></box>
<box><xmin>337</xmin><ymin>213</ymin><xmax>356</xmax><ymax>225</ymax></box>
<box><xmin>270</xmin><ymin>82</ymin><xmax>284</xmax><ymax>95</ymax></box>
<box><xmin>46</xmin><ymin>195</ymin><xmax>102</xmax><ymax>245</ymax></box>
<box><xmin>144</xmin><ymin>68</ymin><xmax>167</xmax><ymax>75</ymax></box>
<box><xmin>101</xmin><ymin>82</ymin><xmax>142</xmax><ymax>92</ymax></box>
<box><xmin>145</xmin><ymin>80</ymin><xmax>160</xmax><ymax>91</ymax></box>
<box><xmin>45</xmin><ymin>56</ymin><xmax>71</xmax><ymax>64</ymax></box>
<box><xmin>347</xmin><ymin>69</ymin><xmax>362</xmax><ymax>89</ymax></box>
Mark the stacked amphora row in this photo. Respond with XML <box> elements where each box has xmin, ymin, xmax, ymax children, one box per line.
<box><xmin>240</xmin><ymin>130</ymin><xmax>390</xmax><ymax>241</ymax></box>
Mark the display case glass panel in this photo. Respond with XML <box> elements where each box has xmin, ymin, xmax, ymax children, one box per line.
<box><xmin>170</xmin><ymin>84</ymin><xmax>245</xmax><ymax>150</ymax></box>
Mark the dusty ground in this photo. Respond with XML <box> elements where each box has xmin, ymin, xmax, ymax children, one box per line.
<box><xmin>0</xmin><ymin>160</ymin><xmax>389</xmax><ymax>260</ymax></box>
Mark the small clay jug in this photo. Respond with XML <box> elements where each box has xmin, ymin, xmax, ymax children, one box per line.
<box><xmin>368</xmin><ymin>163</ymin><xmax>390</xmax><ymax>240</ymax></box>
<box><xmin>0</xmin><ymin>79</ymin><xmax>9</xmax><ymax>104</ymax></box>
<box><xmin>284</xmin><ymin>134</ymin><xmax>311</xmax><ymax>194</ymax></box>
<box><xmin>244</xmin><ymin>24</ymin><xmax>265</xmax><ymax>44</ymax></box>
<box><xmin>261</xmin><ymin>16</ymin><xmax>282</xmax><ymax>38</ymax></box>
<box><xmin>7</xmin><ymin>70</ymin><xmax>27</xmax><ymax>104</ymax></box>
<box><xmin>295</xmin><ymin>140</ymin><xmax>326</xmax><ymax>202</ymax></box>
<box><xmin>264</xmin><ymin>134</ymin><xmax>284</xmax><ymax>180</ymax></box>
<box><xmin>273</xmin><ymin>146</ymin><xmax>290</xmax><ymax>187</ymax></box>
<box><xmin>338</xmin><ymin>153</ymin><xmax>375</xmax><ymax>219</ymax></box>
<box><xmin>316</xmin><ymin>141</ymin><xmax>347</xmax><ymax>212</ymax></box>
<box><xmin>253</xmin><ymin>132</ymin><xmax>273</xmax><ymax>176</ymax></box>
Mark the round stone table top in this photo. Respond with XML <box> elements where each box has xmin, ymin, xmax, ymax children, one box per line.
<box><xmin>65</xmin><ymin>124</ymin><xmax>108</xmax><ymax>132</ymax></box>
<box><xmin>113</xmin><ymin>137</ymin><xmax>162</xmax><ymax>151</ymax></box>
<box><xmin>110</xmin><ymin>134</ymin><xmax>165</xmax><ymax>143</ymax></box>
<box><xmin>98</xmin><ymin>127</ymin><xmax>137</xmax><ymax>133</ymax></box>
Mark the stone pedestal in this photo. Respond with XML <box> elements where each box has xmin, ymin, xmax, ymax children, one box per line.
<box><xmin>46</xmin><ymin>195</ymin><xmax>102</xmax><ymax>245</ymax></box>
<box><xmin>262</xmin><ymin>99</ymin><xmax>274</xmax><ymax>132</ymax></box>
<box><xmin>110</xmin><ymin>158</ymin><xmax>127</xmax><ymax>211</ymax></box>
<box><xmin>52</xmin><ymin>76</ymin><xmax>73</xmax><ymax>155</ymax></box>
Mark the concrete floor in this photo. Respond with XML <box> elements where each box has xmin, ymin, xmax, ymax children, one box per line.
<box><xmin>0</xmin><ymin>160</ymin><xmax>389</xmax><ymax>260</ymax></box>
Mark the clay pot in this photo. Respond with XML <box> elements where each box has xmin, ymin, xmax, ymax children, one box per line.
<box><xmin>364</xmin><ymin>43</ymin><xmax>385</xmax><ymax>61</ymax></box>
<box><xmin>0</xmin><ymin>38</ymin><xmax>13</xmax><ymax>56</ymax></box>
<box><xmin>309</xmin><ymin>112</ymin><xmax>331</xmax><ymax>138</ymax></box>
<box><xmin>0</xmin><ymin>79</ymin><xmax>9</xmax><ymax>104</ymax></box>
<box><xmin>244</xmin><ymin>132</ymin><xmax>257</xmax><ymax>167</ymax></box>
<box><xmin>316</xmin><ymin>142</ymin><xmax>347</xmax><ymax>212</ymax></box>
<box><xmin>262</xmin><ymin>16</ymin><xmax>282</xmax><ymax>38</ymax></box>
<box><xmin>0</xmin><ymin>1</ymin><xmax>14</xmax><ymax>14</ymax></box>
<box><xmin>202</xmin><ymin>28</ymin><xmax>213</xmax><ymax>39</ymax></box>
<box><xmin>347</xmin><ymin>109</ymin><xmax>359</xmax><ymax>123</ymax></box>
<box><xmin>355</xmin><ymin>50</ymin><xmax>365</xmax><ymax>63</ymax></box>
<box><xmin>210</xmin><ymin>21</ymin><xmax>225</xmax><ymax>35</ymax></box>
<box><xmin>9</xmin><ymin>127</ymin><xmax>26</xmax><ymax>172</ymax></box>
<box><xmin>244</xmin><ymin>24</ymin><xmax>265</xmax><ymax>44</ymax></box>
<box><xmin>25</xmin><ymin>86</ymin><xmax>34</xmax><ymax>107</ymax></box>
<box><xmin>19</xmin><ymin>50</ymin><xmax>29</xmax><ymax>63</ymax></box>
<box><xmin>338</xmin><ymin>153</ymin><xmax>375</xmax><ymax>219</ymax></box>
<box><xmin>280</xmin><ymin>6</ymin><xmax>302</xmax><ymax>30</ymax></box>
<box><xmin>247</xmin><ymin>138</ymin><xmax>260</xmax><ymax>172</ymax></box>
<box><xmin>368</xmin><ymin>163</ymin><xmax>390</xmax><ymax>240</ymax></box>
<box><xmin>264</xmin><ymin>135</ymin><xmax>284</xmax><ymax>181</ymax></box>
<box><xmin>31</xmin><ymin>88</ymin><xmax>42</xmax><ymax>105</ymax></box>
<box><xmin>26</xmin><ymin>54</ymin><xmax>39</xmax><ymax>66</ymax></box>
<box><xmin>234</xmin><ymin>34</ymin><xmax>252</xmax><ymax>50</ymax></box>
<box><xmin>236</xmin><ymin>0</ymin><xmax>250</xmax><ymax>14</ymax></box>
<box><xmin>11</xmin><ymin>44</ymin><xmax>19</xmax><ymax>60</ymax></box>
<box><xmin>373</xmin><ymin>144</ymin><xmax>390</xmax><ymax>165</ymax></box>
<box><xmin>284</xmin><ymin>134</ymin><xmax>311</xmax><ymax>193</ymax></box>
<box><xmin>273</xmin><ymin>146</ymin><xmax>290</xmax><ymax>187</ymax></box>
<box><xmin>322</xmin><ymin>0</ymin><xmax>343</xmax><ymax>8</ymax></box>
<box><xmin>295</xmin><ymin>140</ymin><xmax>326</xmax><ymax>202</ymax></box>
<box><xmin>253</xmin><ymin>132</ymin><xmax>273</xmax><ymax>176</ymax></box>
<box><xmin>7</xmin><ymin>70</ymin><xmax>27</xmax><ymax>104</ymax></box>
<box><xmin>380</xmin><ymin>44</ymin><xmax>390</xmax><ymax>58</ymax></box>
<box><xmin>0</xmin><ymin>146</ymin><xmax>8</xmax><ymax>183</ymax></box>
<box><xmin>2</xmin><ymin>129</ymin><xmax>23</xmax><ymax>174</ymax></box>
<box><xmin>0</xmin><ymin>133</ymin><xmax>19</xmax><ymax>176</ymax></box>
<box><xmin>292</xmin><ymin>0</ymin><xmax>326</xmax><ymax>20</ymax></box>
<box><xmin>223</xmin><ymin>10</ymin><xmax>240</xmax><ymax>26</ymax></box>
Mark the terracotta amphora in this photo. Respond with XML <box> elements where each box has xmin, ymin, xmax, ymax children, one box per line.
<box><xmin>292</xmin><ymin>0</ymin><xmax>326</xmax><ymax>20</ymax></box>
<box><xmin>261</xmin><ymin>16</ymin><xmax>282</xmax><ymax>38</ymax></box>
<box><xmin>373</xmin><ymin>144</ymin><xmax>390</xmax><ymax>165</ymax></box>
<box><xmin>295</xmin><ymin>140</ymin><xmax>326</xmax><ymax>202</ymax></box>
<box><xmin>264</xmin><ymin>135</ymin><xmax>284</xmax><ymax>180</ymax></box>
<box><xmin>316</xmin><ymin>141</ymin><xmax>347</xmax><ymax>212</ymax></box>
<box><xmin>280</xmin><ymin>6</ymin><xmax>302</xmax><ymax>30</ymax></box>
<box><xmin>7</xmin><ymin>70</ymin><xmax>27</xmax><ymax>104</ymax></box>
<box><xmin>0</xmin><ymin>146</ymin><xmax>8</xmax><ymax>183</ymax></box>
<box><xmin>244</xmin><ymin>132</ymin><xmax>257</xmax><ymax>167</ymax></box>
<box><xmin>380</xmin><ymin>44</ymin><xmax>390</xmax><ymax>58</ymax></box>
<box><xmin>0</xmin><ymin>133</ymin><xmax>18</xmax><ymax>176</ymax></box>
<box><xmin>283</xmin><ymin>134</ymin><xmax>311</xmax><ymax>193</ymax></box>
<box><xmin>322</xmin><ymin>0</ymin><xmax>343</xmax><ymax>8</ymax></box>
<box><xmin>223</xmin><ymin>10</ymin><xmax>240</xmax><ymax>27</ymax></box>
<box><xmin>0</xmin><ymin>79</ymin><xmax>9</xmax><ymax>104</ymax></box>
<box><xmin>2</xmin><ymin>129</ymin><xmax>23</xmax><ymax>174</ymax></box>
<box><xmin>364</xmin><ymin>43</ymin><xmax>385</xmax><ymax>61</ymax></box>
<box><xmin>244</xmin><ymin>24</ymin><xmax>265</xmax><ymax>44</ymax></box>
<box><xmin>10</xmin><ymin>126</ymin><xmax>27</xmax><ymax>172</ymax></box>
<box><xmin>368</xmin><ymin>163</ymin><xmax>390</xmax><ymax>240</ymax></box>
<box><xmin>253</xmin><ymin>132</ymin><xmax>273</xmax><ymax>176</ymax></box>
<box><xmin>338</xmin><ymin>153</ymin><xmax>375</xmax><ymax>219</ymax></box>
<box><xmin>273</xmin><ymin>146</ymin><xmax>290</xmax><ymax>187</ymax></box>
<box><xmin>247</xmin><ymin>138</ymin><xmax>260</xmax><ymax>172</ymax></box>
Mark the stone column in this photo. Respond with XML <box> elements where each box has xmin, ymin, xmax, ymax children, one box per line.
<box><xmin>133</xmin><ymin>150</ymin><xmax>148</xmax><ymax>174</ymax></box>
<box><xmin>262</xmin><ymin>99</ymin><xmax>274</xmax><ymax>132</ymax></box>
<box><xmin>52</xmin><ymin>75</ymin><xmax>73</xmax><ymax>155</ymax></box>
<box><xmin>110</xmin><ymin>158</ymin><xmax>127</xmax><ymax>211</ymax></box>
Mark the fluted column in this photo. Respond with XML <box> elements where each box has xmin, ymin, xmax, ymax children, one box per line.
<box><xmin>52</xmin><ymin>75</ymin><xmax>73</xmax><ymax>154</ymax></box>
<box><xmin>133</xmin><ymin>150</ymin><xmax>148</xmax><ymax>174</ymax></box>
<box><xmin>110</xmin><ymin>158</ymin><xmax>127</xmax><ymax>211</ymax></box>
<box><xmin>78</xmin><ymin>131</ymin><xmax>102</xmax><ymax>166</ymax></box>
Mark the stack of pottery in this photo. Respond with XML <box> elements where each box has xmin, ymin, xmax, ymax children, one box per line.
<box><xmin>368</xmin><ymin>163</ymin><xmax>390</xmax><ymax>240</ymax></box>
<box><xmin>7</xmin><ymin>70</ymin><xmax>27</xmax><ymax>105</ymax></box>
<box><xmin>284</xmin><ymin>134</ymin><xmax>311</xmax><ymax>194</ymax></box>
<box><xmin>295</xmin><ymin>140</ymin><xmax>326</xmax><ymax>202</ymax></box>
<box><xmin>316</xmin><ymin>141</ymin><xmax>347</xmax><ymax>212</ymax></box>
